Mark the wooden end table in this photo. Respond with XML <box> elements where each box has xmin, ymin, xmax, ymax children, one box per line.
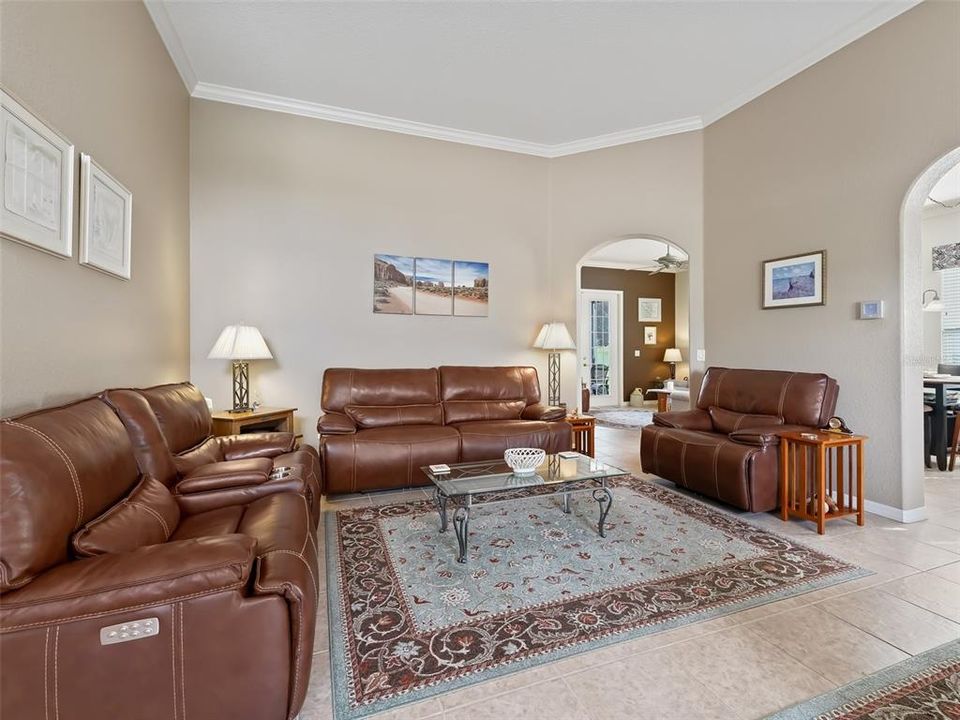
<box><xmin>211</xmin><ymin>406</ymin><xmax>301</xmax><ymax>446</ymax></box>
<box><xmin>567</xmin><ymin>414</ymin><xmax>596</xmax><ymax>457</ymax></box>
<box><xmin>779</xmin><ymin>430</ymin><xmax>866</xmax><ymax>534</ymax></box>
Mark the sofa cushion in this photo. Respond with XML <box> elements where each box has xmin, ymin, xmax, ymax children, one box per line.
<box><xmin>171</xmin><ymin>505</ymin><xmax>245</xmax><ymax>540</ymax></box>
<box><xmin>72</xmin><ymin>477</ymin><xmax>180</xmax><ymax>557</ymax></box>
<box><xmin>344</xmin><ymin>403</ymin><xmax>443</xmax><ymax>428</ymax></box>
<box><xmin>138</xmin><ymin>382</ymin><xmax>213</xmax><ymax>454</ymax></box>
<box><xmin>173</xmin><ymin>436</ymin><xmax>223</xmax><ymax>476</ymax></box>
<box><xmin>321</xmin><ymin>425</ymin><xmax>461</xmax><ymax>494</ymax></box>
<box><xmin>443</xmin><ymin>399</ymin><xmax>526</xmax><ymax>424</ymax></box>
<box><xmin>455</xmin><ymin>419</ymin><xmax>572</xmax><ymax>462</ymax></box>
<box><xmin>175</xmin><ymin>458</ymin><xmax>273</xmax><ymax>494</ymax></box>
<box><xmin>0</xmin><ymin>399</ymin><xmax>141</xmax><ymax>591</ymax></box>
<box><xmin>708</xmin><ymin>406</ymin><xmax>783</xmax><ymax>435</ymax></box>
<box><xmin>100</xmin><ymin>388</ymin><xmax>180</xmax><ymax>486</ymax></box>
<box><xmin>322</xmin><ymin>368</ymin><xmax>440</xmax><ymax>413</ymax></box>
<box><xmin>696</xmin><ymin>367</ymin><xmax>835</xmax><ymax>427</ymax></box>
<box><xmin>439</xmin><ymin>366</ymin><xmax>541</xmax><ymax>404</ymax></box>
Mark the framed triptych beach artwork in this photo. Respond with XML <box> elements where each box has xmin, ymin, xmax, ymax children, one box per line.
<box><xmin>762</xmin><ymin>250</ymin><xmax>825</xmax><ymax>309</ymax></box>
<box><xmin>373</xmin><ymin>255</ymin><xmax>489</xmax><ymax>316</ymax></box>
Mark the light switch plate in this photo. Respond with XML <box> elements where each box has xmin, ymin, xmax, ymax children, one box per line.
<box><xmin>696</xmin><ymin>349</ymin><xmax>706</xmax><ymax>362</ymax></box>
<box><xmin>634</xmin><ymin>350</ymin><xmax>640</xmax><ymax>357</ymax></box>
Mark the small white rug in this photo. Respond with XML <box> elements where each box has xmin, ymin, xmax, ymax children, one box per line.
<box><xmin>590</xmin><ymin>407</ymin><xmax>655</xmax><ymax>429</ymax></box>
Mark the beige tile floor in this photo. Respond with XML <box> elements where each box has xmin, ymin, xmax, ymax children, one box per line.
<box><xmin>301</xmin><ymin>425</ymin><xmax>960</xmax><ymax>720</ymax></box>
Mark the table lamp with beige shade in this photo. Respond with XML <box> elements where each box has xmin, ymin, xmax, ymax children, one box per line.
<box><xmin>663</xmin><ymin>347</ymin><xmax>682</xmax><ymax>380</ymax></box>
<box><xmin>533</xmin><ymin>321</ymin><xmax>576</xmax><ymax>406</ymax></box>
<box><xmin>207</xmin><ymin>323</ymin><xmax>273</xmax><ymax>412</ymax></box>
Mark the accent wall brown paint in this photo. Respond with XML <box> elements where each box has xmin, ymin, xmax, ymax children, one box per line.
<box><xmin>580</xmin><ymin>267</ymin><xmax>676</xmax><ymax>402</ymax></box>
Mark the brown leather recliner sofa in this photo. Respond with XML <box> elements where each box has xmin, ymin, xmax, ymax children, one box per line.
<box><xmin>640</xmin><ymin>367</ymin><xmax>839</xmax><ymax>512</ymax></box>
<box><xmin>318</xmin><ymin>366</ymin><xmax>572</xmax><ymax>494</ymax></box>
<box><xmin>0</xmin><ymin>396</ymin><xmax>319</xmax><ymax>720</ymax></box>
<box><xmin>101</xmin><ymin>382</ymin><xmax>321</xmax><ymax>524</ymax></box>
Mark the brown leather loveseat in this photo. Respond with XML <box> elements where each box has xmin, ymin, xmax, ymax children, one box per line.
<box><xmin>0</xmin><ymin>397</ymin><xmax>319</xmax><ymax>720</ymax></box>
<box><xmin>318</xmin><ymin>366</ymin><xmax>572</xmax><ymax>494</ymax></box>
<box><xmin>101</xmin><ymin>382</ymin><xmax>321</xmax><ymax>524</ymax></box>
<box><xmin>640</xmin><ymin>367</ymin><xmax>839</xmax><ymax>511</ymax></box>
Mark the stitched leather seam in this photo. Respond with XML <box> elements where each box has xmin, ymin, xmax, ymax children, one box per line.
<box><xmin>253</xmin><ymin>577</ymin><xmax>304</xmax><ymax>719</ymax></box>
<box><xmin>129</xmin><ymin>500</ymin><xmax>171</xmax><ymax>537</ymax></box>
<box><xmin>300</xmin><ymin>498</ymin><xmax>310</xmax><ymax>555</ymax></box>
<box><xmin>652</xmin><ymin>433</ymin><xmax>661</xmax><ymax>476</ymax></box>
<box><xmin>179</xmin><ymin>603</ymin><xmax>186</xmax><ymax>720</ymax></box>
<box><xmin>0</xmin><ymin>584</ymin><xmax>245</xmax><ymax>632</ymax></box>
<box><xmin>6</xmin><ymin>422</ymin><xmax>84</xmax><ymax>527</ymax></box>
<box><xmin>171</xmin><ymin>603</ymin><xmax>179</xmax><ymax>720</ymax></box>
<box><xmin>1</xmin><ymin>560</ymin><xmax>246</xmax><ymax>608</ymax></box>
<box><xmin>44</xmin><ymin>628</ymin><xmax>50</xmax><ymax>720</ymax></box>
<box><xmin>257</xmin><ymin>549</ymin><xmax>319</xmax><ymax>599</ymax></box>
<box><xmin>53</xmin><ymin>626</ymin><xmax>60</xmax><ymax>720</ymax></box>
<box><xmin>679</xmin><ymin>442</ymin><xmax>687</xmax><ymax>487</ymax></box>
<box><xmin>777</xmin><ymin>374</ymin><xmax>796</xmax><ymax>417</ymax></box>
<box><xmin>712</xmin><ymin>443</ymin><xmax>722</xmax><ymax>500</ymax></box>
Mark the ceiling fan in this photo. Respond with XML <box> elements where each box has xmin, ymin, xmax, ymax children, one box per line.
<box><xmin>648</xmin><ymin>242</ymin><xmax>688</xmax><ymax>274</ymax></box>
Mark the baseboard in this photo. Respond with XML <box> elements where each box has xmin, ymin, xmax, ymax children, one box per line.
<box><xmin>844</xmin><ymin>493</ymin><xmax>928</xmax><ymax>523</ymax></box>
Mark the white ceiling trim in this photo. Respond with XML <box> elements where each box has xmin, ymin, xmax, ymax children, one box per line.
<box><xmin>144</xmin><ymin>0</ymin><xmax>197</xmax><ymax>92</ymax></box>
<box><xmin>699</xmin><ymin>1</ymin><xmax>919</xmax><ymax>125</ymax></box>
<box><xmin>156</xmin><ymin>1</ymin><xmax>919</xmax><ymax>158</ymax></box>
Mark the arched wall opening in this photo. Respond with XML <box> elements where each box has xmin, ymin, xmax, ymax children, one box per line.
<box><xmin>899</xmin><ymin>146</ymin><xmax>960</xmax><ymax>520</ymax></box>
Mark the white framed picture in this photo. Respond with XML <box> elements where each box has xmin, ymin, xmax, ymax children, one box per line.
<box><xmin>644</xmin><ymin>326</ymin><xmax>657</xmax><ymax>345</ymax></box>
<box><xmin>638</xmin><ymin>297</ymin><xmax>662</xmax><ymax>322</ymax></box>
<box><xmin>79</xmin><ymin>153</ymin><xmax>132</xmax><ymax>280</ymax></box>
<box><xmin>0</xmin><ymin>89</ymin><xmax>75</xmax><ymax>258</ymax></box>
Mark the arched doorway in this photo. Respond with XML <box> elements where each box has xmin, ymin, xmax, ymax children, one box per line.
<box><xmin>899</xmin><ymin>146</ymin><xmax>960</xmax><ymax>520</ymax></box>
<box><xmin>574</xmin><ymin>236</ymin><xmax>692</xmax><ymax>420</ymax></box>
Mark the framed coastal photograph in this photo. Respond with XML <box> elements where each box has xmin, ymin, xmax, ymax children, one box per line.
<box><xmin>762</xmin><ymin>250</ymin><xmax>826</xmax><ymax>309</ymax></box>
<box><xmin>638</xmin><ymin>297</ymin><xmax>662</xmax><ymax>322</ymax></box>
<box><xmin>0</xmin><ymin>89</ymin><xmax>75</xmax><ymax>258</ymax></box>
<box><xmin>644</xmin><ymin>326</ymin><xmax>657</xmax><ymax>345</ymax></box>
<box><xmin>373</xmin><ymin>254</ymin><xmax>414</xmax><ymax>314</ymax></box>
<box><xmin>453</xmin><ymin>260</ymin><xmax>489</xmax><ymax>316</ymax></box>
<box><xmin>79</xmin><ymin>154</ymin><xmax>132</xmax><ymax>279</ymax></box>
<box><xmin>414</xmin><ymin>257</ymin><xmax>453</xmax><ymax>315</ymax></box>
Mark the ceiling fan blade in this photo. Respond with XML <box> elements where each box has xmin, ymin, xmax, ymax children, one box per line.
<box><xmin>648</xmin><ymin>267</ymin><xmax>663</xmax><ymax>275</ymax></box>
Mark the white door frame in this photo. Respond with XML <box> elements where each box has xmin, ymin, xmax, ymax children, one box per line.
<box><xmin>578</xmin><ymin>288</ymin><xmax>624</xmax><ymax>407</ymax></box>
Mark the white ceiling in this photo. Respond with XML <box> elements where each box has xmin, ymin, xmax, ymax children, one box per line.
<box><xmin>582</xmin><ymin>237</ymin><xmax>688</xmax><ymax>272</ymax></box>
<box><xmin>147</xmin><ymin>0</ymin><xmax>918</xmax><ymax>157</ymax></box>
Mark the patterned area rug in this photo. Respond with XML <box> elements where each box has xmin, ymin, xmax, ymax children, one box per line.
<box><xmin>589</xmin><ymin>407</ymin><xmax>654</xmax><ymax>429</ymax></box>
<box><xmin>325</xmin><ymin>477</ymin><xmax>869</xmax><ymax>719</ymax></box>
<box><xmin>766</xmin><ymin>639</ymin><xmax>960</xmax><ymax>719</ymax></box>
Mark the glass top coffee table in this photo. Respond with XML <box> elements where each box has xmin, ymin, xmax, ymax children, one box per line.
<box><xmin>422</xmin><ymin>453</ymin><xmax>628</xmax><ymax>563</ymax></box>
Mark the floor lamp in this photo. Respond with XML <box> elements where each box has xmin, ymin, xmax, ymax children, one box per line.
<box><xmin>534</xmin><ymin>322</ymin><xmax>576</xmax><ymax>407</ymax></box>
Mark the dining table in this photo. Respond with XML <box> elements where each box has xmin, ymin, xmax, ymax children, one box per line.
<box><xmin>923</xmin><ymin>375</ymin><xmax>960</xmax><ymax>470</ymax></box>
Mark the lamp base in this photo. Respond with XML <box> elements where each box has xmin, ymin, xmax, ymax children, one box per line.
<box><xmin>548</xmin><ymin>352</ymin><xmax>561</xmax><ymax>406</ymax></box>
<box><xmin>231</xmin><ymin>361</ymin><xmax>250</xmax><ymax>412</ymax></box>
<box><xmin>669</xmin><ymin>363</ymin><xmax>677</xmax><ymax>380</ymax></box>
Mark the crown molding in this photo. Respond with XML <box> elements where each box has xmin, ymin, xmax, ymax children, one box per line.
<box><xmin>144</xmin><ymin>0</ymin><xmax>197</xmax><ymax>92</ymax></box>
<box><xmin>700</xmin><ymin>0</ymin><xmax>919</xmax><ymax>126</ymax></box>
<box><xmin>192</xmin><ymin>82</ymin><xmax>702</xmax><ymax>157</ymax></box>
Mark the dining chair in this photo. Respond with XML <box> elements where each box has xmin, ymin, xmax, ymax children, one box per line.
<box><xmin>951</xmin><ymin>409</ymin><xmax>960</xmax><ymax>471</ymax></box>
<box><xmin>924</xmin><ymin>405</ymin><xmax>933</xmax><ymax>469</ymax></box>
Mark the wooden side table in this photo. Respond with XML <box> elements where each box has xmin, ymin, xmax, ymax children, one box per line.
<box><xmin>567</xmin><ymin>414</ymin><xmax>596</xmax><ymax>457</ymax></box>
<box><xmin>211</xmin><ymin>406</ymin><xmax>300</xmax><ymax>445</ymax></box>
<box><xmin>779</xmin><ymin>430</ymin><xmax>866</xmax><ymax>534</ymax></box>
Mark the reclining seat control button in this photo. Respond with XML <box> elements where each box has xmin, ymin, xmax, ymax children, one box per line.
<box><xmin>100</xmin><ymin>617</ymin><xmax>160</xmax><ymax>645</ymax></box>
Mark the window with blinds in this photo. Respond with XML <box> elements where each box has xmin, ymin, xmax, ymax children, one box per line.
<box><xmin>942</xmin><ymin>268</ymin><xmax>960</xmax><ymax>363</ymax></box>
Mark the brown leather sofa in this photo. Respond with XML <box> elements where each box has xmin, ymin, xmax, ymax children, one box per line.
<box><xmin>101</xmin><ymin>382</ymin><xmax>321</xmax><ymax>524</ymax></box>
<box><xmin>0</xmin><ymin>397</ymin><xmax>319</xmax><ymax>720</ymax></box>
<box><xmin>640</xmin><ymin>367</ymin><xmax>839</xmax><ymax>512</ymax></box>
<box><xmin>318</xmin><ymin>366</ymin><xmax>572</xmax><ymax>494</ymax></box>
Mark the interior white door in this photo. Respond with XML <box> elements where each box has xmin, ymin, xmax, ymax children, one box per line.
<box><xmin>579</xmin><ymin>290</ymin><xmax>621</xmax><ymax>407</ymax></box>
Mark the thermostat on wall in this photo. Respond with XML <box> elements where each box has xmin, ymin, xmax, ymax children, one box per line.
<box><xmin>858</xmin><ymin>300</ymin><xmax>884</xmax><ymax>320</ymax></box>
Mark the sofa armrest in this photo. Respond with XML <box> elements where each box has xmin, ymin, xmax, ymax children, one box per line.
<box><xmin>652</xmin><ymin>409</ymin><xmax>713</xmax><ymax>432</ymax></box>
<box><xmin>317</xmin><ymin>412</ymin><xmax>356</xmax><ymax>436</ymax></box>
<box><xmin>218</xmin><ymin>432</ymin><xmax>295</xmax><ymax>461</ymax></box>
<box><xmin>175</xmin><ymin>458</ymin><xmax>273</xmax><ymax>494</ymax></box>
<box><xmin>521</xmin><ymin>403</ymin><xmax>566</xmax><ymax>422</ymax></box>
<box><xmin>729</xmin><ymin>425</ymin><xmax>814</xmax><ymax>447</ymax></box>
<box><xmin>0</xmin><ymin>535</ymin><xmax>256</xmax><ymax>632</ymax></box>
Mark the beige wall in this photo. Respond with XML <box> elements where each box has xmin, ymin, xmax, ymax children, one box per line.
<box><xmin>704</xmin><ymin>1</ymin><xmax>960</xmax><ymax>512</ymax></box>
<box><xmin>551</xmin><ymin>133</ymin><xmax>706</xmax><ymax>409</ymax></box>
<box><xmin>189</xmin><ymin>99</ymin><xmax>552</xmax><ymax>443</ymax></box>
<box><xmin>0</xmin><ymin>1</ymin><xmax>190</xmax><ymax>414</ymax></box>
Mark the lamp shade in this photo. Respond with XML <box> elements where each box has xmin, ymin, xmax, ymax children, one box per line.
<box><xmin>207</xmin><ymin>324</ymin><xmax>273</xmax><ymax>360</ymax></box>
<box><xmin>533</xmin><ymin>322</ymin><xmax>576</xmax><ymax>351</ymax></box>
<box><xmin>663</xmin><ymin>348</ymin><xmax>682</xmax><ymax>363</ymax></box>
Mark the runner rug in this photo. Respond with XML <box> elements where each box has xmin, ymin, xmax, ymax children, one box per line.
<box><xmin>325</xmin><ymin>476</ymin><xmax>870</xmax><ymax>719</ymax></box>
<box><xmin>766</xmin><ymin>639</ymin><xmax>960</xmax><ymax>719</ymax></box>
